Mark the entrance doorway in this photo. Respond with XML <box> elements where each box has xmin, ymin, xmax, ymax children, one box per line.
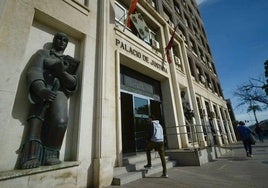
<box><xmin>121</xmin><ymin>92</ymin><xmax>164</xmax><ymax>154</ymax></box>
<box><xmin>120</xmin><ymin>65</ymin><xmax>164</xmax><ymax>154</ymax></box>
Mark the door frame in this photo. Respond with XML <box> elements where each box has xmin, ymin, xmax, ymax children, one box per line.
<box><xmin>120</xmin><ymin>90</ymin><xmax>164</xmax><ymax>154</ymax></box>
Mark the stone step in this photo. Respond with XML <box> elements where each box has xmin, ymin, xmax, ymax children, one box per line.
<box><xmin>122</xmin><ymin>152</ymin><xmax>149</xmax><ymax>166</ymax></box>
<box><xmin>114</xmin><ymin>154</ymin><xmax>166</xmax><ymax>177</ymax></box>
<box><xmin>143</xmin><ymin>160</ymin><xmax>176</xmax><ymax>177</ymax></box>
<box><xmin>122</xmin><ymin>151</ymin><xmax>165</xmax><ymax>165</ymax></box>
<box><xmin>112</xmin><ymin>156</ymin><xmax>177</xmax><ymax>185</ymax></box>
<box><xmin>112</xmin><ymin>171</ymin><xmax>144</xmax><ymax>186</ymax></box>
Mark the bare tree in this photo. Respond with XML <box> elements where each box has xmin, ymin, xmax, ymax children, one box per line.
<box><xmin>234</xmin><ymin>77</ymin><xmax>268</xmax><ymax>106</ymax></box>
<box><xmin>234</xmin><ymin>77</ymin><xmax>268</xmax><ymax>123</ymax></box>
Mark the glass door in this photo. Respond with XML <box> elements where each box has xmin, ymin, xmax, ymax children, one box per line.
<box><xmin>121</xmin><ymin>92</ymin><xmax>164</xmax><ymax>153</ymax></box>
<box><xmin>133</xmin><ymin>96</ymin><xmax>149</xmax><ymax>152</ymax></box>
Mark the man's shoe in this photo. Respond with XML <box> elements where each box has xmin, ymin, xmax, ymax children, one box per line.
<box><xmin>144</xmin><ymin>164</ymin><xmax>152</xmax><ymax>169</ymax></box>
<box><xmin>161</xmin><ymin>174</ymin><xmax>168</xmax><ymax>178</ymax></box>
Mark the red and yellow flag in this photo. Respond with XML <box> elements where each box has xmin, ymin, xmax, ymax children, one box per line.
<box><xmin>125</xmin><ymin>0</ymin><xmax>138</xmax><ymax>28</ymax></box>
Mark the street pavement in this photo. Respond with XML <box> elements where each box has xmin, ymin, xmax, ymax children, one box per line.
<box><xmin>107</xmin><ymin>138</ymin><xmax>268</xmax><ymax>188</ymax></box>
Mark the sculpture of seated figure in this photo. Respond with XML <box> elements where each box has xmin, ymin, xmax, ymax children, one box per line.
<box><xmin>19</xmin><ymin>32</ymin><xmax>79</xmax><ymax>169</ymax></box>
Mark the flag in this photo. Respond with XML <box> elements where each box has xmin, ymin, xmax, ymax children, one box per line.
<box><xmin>129</xmin><ymin>13</ymin><xmax>149</xmax><ymax>39</ymax></box>
<box><xmin>125</xmin><ymin>0</ymin><xmax>138</xmax><ymax>28</ymax></box>
<box><xmin>166</xmin><ymin>49</ymin><xmax>172</xmax><ymax>64</ymax></box>
<box><xmin>165</xmin><ymin>24</ymin><xmax>178</xmax><ymax>63</ymax></box>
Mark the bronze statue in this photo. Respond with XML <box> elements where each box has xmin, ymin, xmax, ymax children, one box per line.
<box><xmin>19</xmin><ymin>32</ymin><xmax>79</xmax><ymax>169</ymax></box>
<box><xmin>181</xmin><ymin>91</ymin><xmax>194</xmax><ymax>122</ymax></box>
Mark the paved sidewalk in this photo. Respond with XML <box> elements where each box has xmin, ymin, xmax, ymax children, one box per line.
<box><xmin>107</xmin><ymin>139</ymin><xmax>268</xmax><ymax>188</ymax></box>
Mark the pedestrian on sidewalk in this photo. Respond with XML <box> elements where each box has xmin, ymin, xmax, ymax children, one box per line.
<box><xmin>236</xmin><ymin>121</ymin><xmax>256</xmax><ymax>157</ymax></box>
<box><xmin>144</xmin><ymin>115</ymin><xmax>168</xmax><ymax>178</ymax></box>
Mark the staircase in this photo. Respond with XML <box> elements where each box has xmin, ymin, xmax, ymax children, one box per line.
<box><xmin>112</xmin><ymin>152</ymin><xmax>177</xmax><ymax>185</ymax></box>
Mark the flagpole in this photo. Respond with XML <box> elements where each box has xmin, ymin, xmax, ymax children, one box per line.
<box><xmin>165</xmin><ymin>23</ymin><xmax>179</xmax><ymax>64</ymax></box>
<box><xmin>123</xmin><ymin>17</ymin><xmax>127</xmax><ymax>32</ymax></box>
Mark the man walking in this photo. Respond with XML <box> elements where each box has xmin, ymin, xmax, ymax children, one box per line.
<box><xmin>144</xmin><ymin>115</ymin><xmax>168</xmax><ymax>178</ymax></box>
<box><xmin>236</xmin><ymin>121</ymin><xmax>256</xmax><ymax>157</ymax></box>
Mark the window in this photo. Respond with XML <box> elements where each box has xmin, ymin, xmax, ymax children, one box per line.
<box><xmin>173</xmin><ymin>45</ymin><xmax>183</xmax><ymax>72</ymax></box>
<box><xmin>174</xmin><ymin>2</ymin><xmax>181</xmax><ymax>15</ymax></box>
<box><xmin>146</xmin><ymin>29</ymin><xmax>160</xmax><ymax>49</ymax></box>
<box><xmin>211</xmin><ymin>79</ymin><xmax>216</xmax><ymax>93</ymax></box>
<box><xmin>184</xmin><ymin>14</ymin><xmax>189</xmax><ymax>27</ymax></box>
<box><xmin>146</xmin><ymin>0</ymin><xmax>156</xmax><ymax>8</ymax></box>
<box><xmin>178</xmin><ymin>25</ymin><xmax>186</xmax><ymax>42</ymax></box>
<box><xmin>115</xmin><ymin>0</ymin><xmax>160</xmax><ymax>50</ymax></box>
<box><xmin>188</xmin><ymin>57</ymin><xmax>195</xmax><ymax>77</ymax></box>
<box><xmin>163</xmin><ymin>7</ymin><xmax>174</xmax><ymax>27</ymax></box>
<box><xmin>189</xmin><ymin>37</ymin><xmax>197</xmax><ymax>55</ymax></box>
<box><xmin>144</xmin><ymin>29</ymin><xmax>156</xmax><ymax>43</ymax></box>
<box><xmin>74</xmin><ymin>0</ymin><xmax>88</xmax><ymax>6</ymax></box>
<box><xmin>115</xmin><ymin>1</ymin><xmax>127</xmax><ymax>25</ymax></box>
<box><xmin>63</xmin><ymin>0</ymin><xmax>89</xmax><ymax>14</ymax></box>
<box><xmin>205</xmin><ymin>73</ymin><xmax>211</xmax><ymax>89</ymax></box>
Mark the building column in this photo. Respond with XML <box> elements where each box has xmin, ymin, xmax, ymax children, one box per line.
<box><xmin>216</xmin><ymin>106</ymin><xmax>228</xmax><ymax>145</ymax></box>
<box><xmin>225</xmin><ymin>109</ymin><xmax>237</xmax><ymax>143</ymax></box>
<box><xmin>93</xmin><ymin>0</ymin><xmax>117</xmax><ymax>187</ymax></box>
<box><xmin>179</xmin><ymin>34</ymin><xmax>207</xmax><ymax>148</ymax></box>
<box><xmin>209</xmin><ymin>102</ymin><xmax>223</xmax><ymax>146</ymax></box>
<box><xmin>163</xmin><ymin>24</ymin><xmax>184</xmax><ymax>149</ymax></box>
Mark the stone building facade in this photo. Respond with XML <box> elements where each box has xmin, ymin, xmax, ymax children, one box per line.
<box><xmin>0</xmin><ymin>0</ymin><xmax>236</xmax><ymax>187</ymax></box>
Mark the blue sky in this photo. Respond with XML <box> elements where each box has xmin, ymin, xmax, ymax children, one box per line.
<box><xmin>196</xmin><ymin>0</ymin><xmax>268</xmax><ymax>123</ymax></box>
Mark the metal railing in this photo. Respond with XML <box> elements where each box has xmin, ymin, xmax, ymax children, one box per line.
<box><xmin>164</xmin><ymin>123</ymin><xmax>230</xmax><ymax>150</ymax></box>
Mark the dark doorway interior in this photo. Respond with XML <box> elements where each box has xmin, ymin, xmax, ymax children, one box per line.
<box><xmin>150</xmin><ymin>100</ymin><xmax>162</xmax><ymax>121</ymax></box>
<box><xmin>121</xmin><ymin>92</ymin><xmax>135</xmax><ymax>153</ymax></box>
